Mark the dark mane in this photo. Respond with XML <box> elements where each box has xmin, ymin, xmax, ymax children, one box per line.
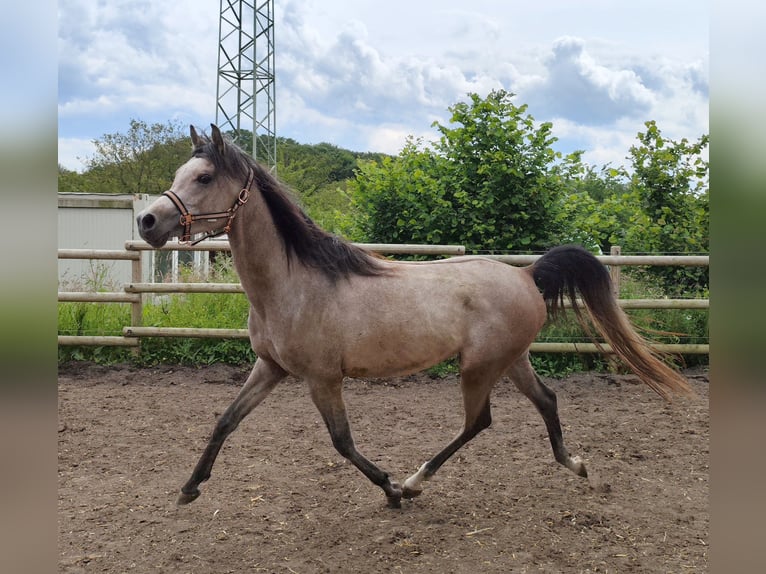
<box><xmin>192</xmin><ymin>130</ymin><xmax>386</xmax><ymax>281</ymax></box>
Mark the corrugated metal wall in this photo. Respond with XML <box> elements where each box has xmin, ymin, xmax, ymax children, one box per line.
<box><xmin>58</xmin><ymin>194</ymin><xmax>154</xmax><ymax>288</ymax></box>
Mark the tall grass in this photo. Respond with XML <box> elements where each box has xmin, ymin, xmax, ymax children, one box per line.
<box><xmin>139</xmin><ymin>290</ymin><xmax>254</xmax><ymax>365</ymax></box>
<box><xmin>58</xmin><ymin>261</ymin><xmax>708</xmax><ymax>376</ymax></box>
<box><xmin>58</xmin><ymin>257</ymin><xmax>256</xmax><ymax>365</ymax></box>
<box><xmin>58</xmin><ymin>262</ymin><xmax>134</xmax><ymax>363</ymax></box>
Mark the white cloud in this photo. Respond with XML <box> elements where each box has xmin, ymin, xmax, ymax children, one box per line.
<box><xmin>365</xmin><ymin>124</ymin><xmax>436</xmax><ymax>156</ymax></box>
<box><xmin>57</xmin><ymin>0</ymin><xmax>708</xmax><ymax>173</ymax></box>
<box><xmin>58</xmin><ymin>138</ymin><xmax>97</xmax><ymax>172</ymax></box>
<box><xmin>58</xmin><ymin>0</ymin><xmax>216</xmax><ymax>125</ymax></box>
<box><xmin>519</xmin><ymin>37</ymin><xmax>655</xmax><ymax>125</ymax></box>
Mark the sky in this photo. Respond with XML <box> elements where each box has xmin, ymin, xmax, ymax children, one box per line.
<box><xmin>57</xmin><ymin>0</ymin><xmax>709</xmax><ymax>173</ymax></box>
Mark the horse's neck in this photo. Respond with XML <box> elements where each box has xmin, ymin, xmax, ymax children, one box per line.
<box><xmin>227</xmin><ymin>190</ymin><xmax>299</xmax><ymax>305</ymax></box>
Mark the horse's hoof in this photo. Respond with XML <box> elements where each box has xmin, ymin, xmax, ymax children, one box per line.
<box><xmin>177</xmin><ymin>488</ymin><xmax>201</xmax><ymax>505</ymax></box>
<box><xmin>571</xmin><ymin>456</ymin><xmax>588</xmax><ymax>478</ymax></box>
<box><xmin>402</xmin><ymin>485</ymin><xmax>423</xmax><ymax>499</ymax></box>
<box><xmin>385</xmin><ymin>480</ymin><xmax>402</xmax><ymax>509</ymax></box>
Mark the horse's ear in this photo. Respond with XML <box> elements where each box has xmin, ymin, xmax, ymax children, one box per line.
<box><xmin>210</xmin><ymin>124</ymin><xmax>226</xmax><ymax>155</ymax></box>
<box><xmin>190</xmin><ymin>125</ymin><xmax>202</xmax><ymax>149</ymax></box>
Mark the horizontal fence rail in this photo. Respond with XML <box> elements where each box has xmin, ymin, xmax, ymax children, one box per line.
<box><xmin>484</xmin><ymin>254</ymin><xmax>710</xmax><ymax>266</ymax></box>
<box><xmin>58</xmin><ymin>241</ymin><xmax>709</xmax><ymax>355</ymax></box>
<box><xmin>120</xmin><ymin>326</ymin><xmax>708</xmax><ymax>356</ymax></box>
<box><xmin>122</xmin><ymin>240</ymin><xmax>467</xmax><ymax>256</ymax></box>
<box><xmin>58</xmin><ymin>248</ymin><xmax>141</xmax><ymax>261</ymax></box>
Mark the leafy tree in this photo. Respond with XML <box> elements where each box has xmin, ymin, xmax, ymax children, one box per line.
<box><xmin>559</xmin><ymin>164</ymin><xmax>634</xmax><ymax>253</ymax></box>
<box><xmin>348</xmin><ymin>90</ymin><xmax>575</xmax><ymax>252</ymax></box>
<box><xmin>621</xmin><ymin>121</ymin><xmax>709</xmax><ymax>295</ymax></box>
<box><xmin>81</xmin><ymin>119</ymin><xmax>189</xmax><ymax>195</ymax></box>
<box><xmin>557</xmin><ymin>122</ymin><xmax>708</xmax><ymax>297</ymax></box>
<box><xmin>58</xmin><ymin>164</ymin><xmax>90</xmax><ymax>193</ymax></box>
<box><xmin>347</xmin><ymin>138</ymin><xmax>447</xmax><ymax>243</ymax></box>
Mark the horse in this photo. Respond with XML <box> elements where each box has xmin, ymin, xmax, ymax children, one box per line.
<box><xmin>136</xmin><ymin>124</ymin><xmax>693</xmax><ymax>509</ymax></box>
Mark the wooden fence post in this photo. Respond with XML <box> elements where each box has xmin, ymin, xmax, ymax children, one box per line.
<box><xmin>129</xmin><ymin>247</ymin><xmax>143</xmax><ymax>356</ymax></box>
<box><xmin>609</xmin><ymin>245</ymin><xmax>621</xmax><ymax>296</ymax></box>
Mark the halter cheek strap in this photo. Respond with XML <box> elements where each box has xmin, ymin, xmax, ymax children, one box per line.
<box><xmin>162</xmin><ymin>169</ymin><xmax>253</xmax><ymax>246</ymax></box>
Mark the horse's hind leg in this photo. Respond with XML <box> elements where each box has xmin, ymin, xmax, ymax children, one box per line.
<box><xmin>402</xmin><ymin>365</ymin><xmax>498</xmax><ymax>499</ymax></box>
<box><xmin>177</xmin><ymin>358</ymin><xmax>287</xmax><ymax>505</ymax></box>
<box><xmin>308</xmin><ymin>378</ymin><xmax>404</xmax><ymax>508</ymax></box>
<box><xmin>508</xmin><ymin>353</ymin><xmax>588</xmax><ymax>478</ymax></box>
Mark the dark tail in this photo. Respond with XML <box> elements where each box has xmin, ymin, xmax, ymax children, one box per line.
<box><xmin>529</xmin><ymin>245</ymin><xmax>693</xmax><ymax>401</ymax></box>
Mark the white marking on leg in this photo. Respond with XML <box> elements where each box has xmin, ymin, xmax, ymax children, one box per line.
<box><xmin>569</xmin><ymin>455</ymin><xmax>588</xmax><ymax>477</ymax></box>
<box><xmin>404</xmin><ymin>461</ymin><xmax>430</xmax><ymax>492</ymax></box>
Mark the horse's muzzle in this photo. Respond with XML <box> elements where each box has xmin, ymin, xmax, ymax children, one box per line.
<box><xmin>136</xmin><ymin>211</ymin><xmax>171</xmax><ymax>248</ymax></box>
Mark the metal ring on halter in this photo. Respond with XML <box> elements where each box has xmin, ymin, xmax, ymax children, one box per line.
<box><xmin>162</xmin><ymin>190</ymin><xmax>194</xmax><ymax>242</ymax></box>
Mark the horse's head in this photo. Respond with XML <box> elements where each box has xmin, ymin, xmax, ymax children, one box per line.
<box><xmin>136</xmin><ymin>124</ymin><xmax>252</xmax><ymax>247</ymax></box>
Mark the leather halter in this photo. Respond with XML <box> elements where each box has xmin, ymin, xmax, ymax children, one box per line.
<box><xmin>162</xmin><ymin>169</ymin><xmax>253</xmax><ymax>245</ymax></box>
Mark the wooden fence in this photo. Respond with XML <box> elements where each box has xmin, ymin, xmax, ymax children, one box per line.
<box><xmin>58</xmin><ymin>242</ymin><xmax>709</xmax><ymax>355</ymax></box>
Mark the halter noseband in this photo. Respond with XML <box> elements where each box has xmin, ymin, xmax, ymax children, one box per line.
<box><xmin>162</xmin><ymin>169</ymin><xmax>253</xmax><ymax>246</ymax></box>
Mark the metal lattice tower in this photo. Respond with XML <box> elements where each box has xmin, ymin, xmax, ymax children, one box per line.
<box><xmin>216</xmin><ymin>0</ymin><xmax>276</xmax><ymax>170</ymax></box>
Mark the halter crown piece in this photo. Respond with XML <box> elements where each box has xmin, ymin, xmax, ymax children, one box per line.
<box><xmin>162</xmin><ymin>169</ymin><xmax>254</xmax><ymax>246</ymax></box>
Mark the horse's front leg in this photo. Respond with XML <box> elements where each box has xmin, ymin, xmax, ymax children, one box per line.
<box><xmin>308</xmin><ymin>378</ymin><xmax>403</xmax><ymax>508</ymax></box>
<box><xmin>177</xmin><ymin>358</ymin><xmax>287</xmax><ymax>505</ymax></box>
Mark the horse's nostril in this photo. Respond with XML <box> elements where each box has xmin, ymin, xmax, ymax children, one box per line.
<box><xmin>140</xmin><ymin>213</ymin><xmax>156</xmax><ymax>230</ymax></box>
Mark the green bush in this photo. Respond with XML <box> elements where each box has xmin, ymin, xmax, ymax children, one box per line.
<box><xmin>346</xmin><ymin>90</ymin><xmax>571</xmax><ymax>252</ymax></box>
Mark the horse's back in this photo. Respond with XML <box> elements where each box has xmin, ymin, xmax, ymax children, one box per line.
<box><xmin>333</xmin><ymin>256</ymin><xmax>545</xmax><ymax>377</ymax></box>
<box><xmin>385</xmin><ymin>255</ymin><xmax>541</xmax><ymax>311</ymax></box>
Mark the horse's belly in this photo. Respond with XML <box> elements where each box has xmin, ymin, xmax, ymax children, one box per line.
<box><xmin>340</xmin><ymin>313</ymin><xmax>463</xmax><ymax>378</ymax></box>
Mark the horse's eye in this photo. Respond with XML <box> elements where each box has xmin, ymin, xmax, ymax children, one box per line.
<box><xmin>197</xmin><ymin>174</ymin><xmax>213</xmax><ymax>184</ymax></box>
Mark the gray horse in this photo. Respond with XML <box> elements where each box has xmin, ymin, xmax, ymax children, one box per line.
<box><xmin>136</xmin><ymin>125</ymin><xmax>692</xmax><ymax>509</ymax></box>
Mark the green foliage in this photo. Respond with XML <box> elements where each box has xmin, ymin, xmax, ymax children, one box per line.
<box><xmin>344</xmin><ymin>138</ymin><xmax>447</xmax><ymax>244</ymax></box>
<box><xmin>555</xmin><ymin>122</ymin><xmax>709</xmax><ymax>296</ymax></box>
<box><xmin>218</xmin><ymin>130</ymin><xmax>389</xmax><ymax>234</ymax></box>
<box><xmin>526</xmin><ymin>270</ymin><xmax>709</xmax><ymax>377</ymax></box>
<box><xmin>347</xmin><ymin>90</ymin><xmax>571</xmax><ymax>251</ymax></box>
<box><xmin>58</xmin><ymin>164</ymin><xmax>86</xmax><ymax>193</ymax></box>
<box><xmin>58</xmin><ymin>118</ymin><xmax>190</xmax><ymax>195</ymax></box>
<box><xmin>558</xmin><ymin>165</ymin><xmax>634</xmax><ymax>253</ymax></box>
<box><xmin>57</xmin><ymin>301</ymin><xmax>133</xmax><ymax>363</ymax></box>
<box><xmin>58</xmin><ymin>261</ymin><xmax>133</xmax><ymax>362</ymax></box>
<box><xmin>272</xmin><ymin>138</ymin><xmax>388</xmax><ymax>234</ymax></box>
<box><xmin>58</xmin><ymin>307</ymin><xmax>127</xmax><ymax>364</ymax></box>
<box><xmin>138</xmin><ymin>258</ymin><xmax>253</xmax><ymax>365</ymax></box>
<box><xmin>58</xmin><ymin>259</ymin><xmax>255</xmax><ymax>365</ymax></box>
<box><xmin>426</xmin><ymin>357</ymin><xmax>460</xmax><ymax>378</ymax></box>
<box><xmin>617</xmin><ymin>274</ymin><xmax>709</xmax><ymax>358</ymax></box>
<box><xmin>621</xmin><ymin>122</ymin><xmax>709</xmax><ymax>295</ymax></box>
<box><xmin>139</xmin><ymin>294</ymin><xmax>252</xmax><ymax>365</ymax></box>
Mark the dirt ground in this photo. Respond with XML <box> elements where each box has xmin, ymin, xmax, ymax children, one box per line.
<box><xmin>58</xmin><ymin>362</ymin><xmax>708</xmax><ymax>573</ymax></box>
